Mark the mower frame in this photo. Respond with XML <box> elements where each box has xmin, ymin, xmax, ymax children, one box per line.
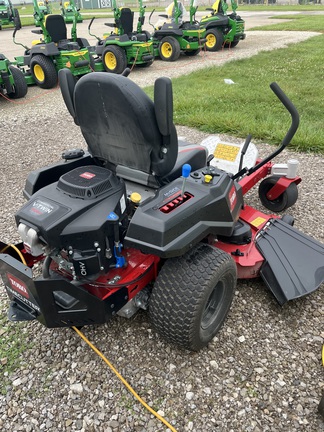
<box><xmin>0</xmin><ymin>75</ymin><xmax>323</xmax><ymax>352</ymax></box>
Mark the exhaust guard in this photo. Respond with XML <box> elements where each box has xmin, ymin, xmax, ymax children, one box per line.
<box><xmin>0</xmin><ymin>254</ymin><xmax>128</xmax><ymax>328</ymax></box>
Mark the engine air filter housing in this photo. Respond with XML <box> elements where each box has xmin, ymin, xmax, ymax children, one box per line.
<box><xmin>57</xmin><ymin>166</ymin><xmax>114</xmax><ymax>200</ymax></box>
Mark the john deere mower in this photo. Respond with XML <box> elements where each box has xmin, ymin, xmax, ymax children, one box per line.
<box><xmin>149</xmin><ymin>0</ymin><xmax>206</xmax><ymax>61</ymax></box>
<box><xmin>200</xmin><ymin>0</ymin><xmax>246</xmax><ymax>51</ymax></box>
<box><xmin>0</xmin><ymin>0</ymin><xmax>21</xmax><ymax>30</ymax></box>
<box><xmin>0</xmin><ymin>70</ymin><xmax>323</xmax><ymax>352</ymax></box>
<box><xmin>0</xmin><ymin>54</ymin><xmax>27</xmax><ymax>99</ymax></box>
<box><xmin>13</xmin><ymin>0</ymin><xmax>93</xmax><ymax>89</ymax></box>
<box><xmin>34</xmin><ymin>0</ymin><xmax>51</xmax><ymax>26</ymax></box>
<box><xmin>88</xmin><ymin>0</ymin><xmax>153</xmax><ymax>74</ymax></box>
<box><xmin>60</xmin><ymin>0</ymin><xmax>83</xmax><ymax>24</ymax></box>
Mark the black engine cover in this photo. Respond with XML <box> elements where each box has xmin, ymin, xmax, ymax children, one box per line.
<box><xmin>16</xmin><ymin>166</ymin><xmax>126</xmax><ymax>257</ymax></box>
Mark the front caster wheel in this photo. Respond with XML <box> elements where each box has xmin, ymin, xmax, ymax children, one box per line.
<box><xmin>258</xmin><ymin>176</ymin><xmax>298</xmax><ymax>212</ymax></box>
<box><xmin>149</xmin><ymin>243</ymin><xmax>237</xmax><ymax>351</ymax></box>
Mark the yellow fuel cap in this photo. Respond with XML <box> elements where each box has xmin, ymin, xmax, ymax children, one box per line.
<box><xmin>204</xmin><ymin>175</ymin><xmax>213</xmax><ymax>184</ymax></box>
<box><xmin>130</xmin><ymin>192</ymin><xmax>142</xmax><ymax>204</ymax></box>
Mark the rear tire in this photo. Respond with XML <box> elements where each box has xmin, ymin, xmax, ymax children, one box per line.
<box><xmin>149</xmin><ymin>244</ymin><xmax>236</xmax><ymax>351</ymax></box>
<box><xmin>102</xmin><ymin>45</ymin><xmax>127</xmax><ymax>74</ymax></box>
<box><xmin>30</xmin><ymin>55</ymin><xmax>57</xmax><ymax>89</ymax></box>
<box><xmin>158</xmin><ymin>36</ymin><xmax>181</xmax><ymax>62</ymax></box>
<box><xmin>7</xmin><ymin>66</ymin><xmax>27</xmax><ymax>99</ymax></box>
<box><xmin>258</xmin><ymin>176</ymin><xmax>298</xmax><ymax>212</ymax></box>
<box><xmin>205</xmin><ymin>28</ymin><xmax>224</xmax><ymax>52</ymax></box>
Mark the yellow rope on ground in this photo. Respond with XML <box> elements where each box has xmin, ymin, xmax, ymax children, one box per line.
<box><xmin>72</xmin><ymin>326</ymin><xmax>177</xmax><ymax>432</ymax></box>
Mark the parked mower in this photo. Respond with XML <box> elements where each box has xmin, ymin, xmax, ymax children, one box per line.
<box><xmin>88</xmin><ymin>0</ymin><xmax>154</xmax><ymax>74</ymax></box>
<box><xmin>0</xmin><ymin>53</ymin><xmax>27</xmax><ymax>99</ymax></box>
<box><xmin>149</xmin><ymin>0</ymin><xmax>206</xmax><ymax>61</ymax></box>
<box><xmin>200</xmin><ymin>0</ymin><xmax>245</xmax><ymax>51</ymax></box>
<box><xmin>13</xmin><ymin>0</ymin><xmax>93</xmax><ymax>89</ymax></box>
<box><xmin>0</xmin><ymin>0</ymin><xmax>21</xmax><ymax>30</ymax></box>
<box><xmin>34</xmin><ymin>0</ymin><xmax>51</xmax><ymax>27</ymax></box>
<box><xmin>0</xmin><ymin>71</ymin><xmax>323</xmax><ymax>351</ymax></box>
<box><xmin>60</xmin><ymin>0</ymin><xmax>83</xmax><ymax>24</ymax></box>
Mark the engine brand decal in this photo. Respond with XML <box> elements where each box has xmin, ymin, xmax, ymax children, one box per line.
<box><xmin>80</xmin><ymin>172</ymin><xmax>96</xmax><ymax>179</ymax></box>
<box><xmin>31</xmin><ymin>200</ymin><xmax>54</xmax><ymax>215</ymax></box>
<box><xmin>229</xmin><ymin>186</ymin><xmax>237</xmax><ymax>211</ymax></box>
<box><xmin>7</xmin><ymin>273</ymin><xmax>29</xmax><ymax>298</ymax></box>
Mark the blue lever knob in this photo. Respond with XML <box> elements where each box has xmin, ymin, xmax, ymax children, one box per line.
<box><xmin>182</xmin><ymin>164</ymin><xmax>191</xmax><ymax>178</ymax></box>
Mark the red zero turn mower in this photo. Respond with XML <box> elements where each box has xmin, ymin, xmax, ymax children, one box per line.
<box><xmin>0</xmin><ymin>70</ymin><xmax>323</xmax><ymax>351</ymax></box>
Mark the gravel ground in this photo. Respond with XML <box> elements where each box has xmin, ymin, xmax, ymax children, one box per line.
<box><xmin>0</xmin><ymin>29</ymin><xmax>324</xmax><ymax>432</ymax></box>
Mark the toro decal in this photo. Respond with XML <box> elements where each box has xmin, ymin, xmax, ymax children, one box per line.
<box><xmin>229</xmin><ymin>186</ymin><xmax>237</xmax><ymax>211</ymax></box>
<box><xmin>7</xmin><ymin>273</ymin><xmax>29</xmax><ymax>298</ymax></box>
<box><xmin>80</xmin><ymin>172</ymin><xmax>96</xmax><ymax>179</ymax></box>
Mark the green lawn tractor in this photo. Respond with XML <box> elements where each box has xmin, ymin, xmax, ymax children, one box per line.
<box><xmin>0</xmin><ymin>0</ymin><xmax>21</xmax><ymax>30</ymax></box>
<box><xmin>88</xmin><ymin>0</ymin><xmax>154</xmax><ymax>74</ymax></box>
<box><xmin>0</xmin><ymin>54</ymin><xmax>27</xmax><ymax>99</ymax></box>
<box><xmin>200</xmin><ymin>0</ymin><xmax>246</xmax><ymax>51</ymax></box>
<box><xmin>13</xmin><ymin>0</ymin><xmax>93</xmax><ymax>89</ymax></box>
<box><xmin>149</xmin><ymin>0</ymin><xmax>206</xmax><ymax>61</ymax></box>
<box><xmin>34</xmin><ymin>1</ymin><xmax>52</xmax><ymax>27</ymax></box>
<box><xmin>60</xmin><ymin>0</ymin><xmax>83</xmax><ymax>24</ymax></box>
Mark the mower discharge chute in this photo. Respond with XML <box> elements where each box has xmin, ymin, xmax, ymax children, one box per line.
<box><xmin>88</xmin><ymin>0</ymin><xmax>154</xmax><ymax>74</ymax></box>
<box><xmin>200</xmin><ymin>0</ymin><xmax>246</xmax><ymax>51</ymax></box>
<box><xmin>13</xmin><ymin>0</ymin><xmax>93</xmax><ymax>89</ymax></box>
<box><xmin>0</xmin><ymin>71</ymin><xmax>323</xmax><ymax>352</ymax></box>
<box><xmin>149</xmin><ymin>0</ymin><xmax>206</xmax><ymax>61</ymax></box>
<box><xmin>0</xmin><ymin>0</ymin><xmax>21</xmax><ymax>30</ymax></box>
<box><xmin>0</xmin><ymin>53</ymin><xmax>27</xmax><ymax>99</ymax></box>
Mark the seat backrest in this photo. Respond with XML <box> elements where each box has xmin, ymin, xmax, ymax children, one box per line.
<box><xmin>119</xmin><ymin>8</ymin><xmax>134</xmax><ymax>35</ymax></box>
<box><xmin>45</xmin><ymin>14</ymin><xmax>67</xmax><ymax>42</ymax></box>
<box><xmin>59</xmin><ymin>70</ymin><xmax>178</xmax><ymax>184</ymax></box>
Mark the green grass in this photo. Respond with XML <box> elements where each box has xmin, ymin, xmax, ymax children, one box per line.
<box><xmin>250</xmin><ymin>13</ymin><xmax>324</xmax><ymax>31</ymax></box>
<box><xmin>146</xmin><ymin>35</ymin><xmax>324</xmax><ymax>153</ymax></box>
<box><xmin>0</xmin><ymin>315</ymin><xmax>32</xmax><ymax>395</ymax></box>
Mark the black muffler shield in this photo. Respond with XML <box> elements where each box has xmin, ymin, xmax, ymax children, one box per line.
<box><xmin>256</xmin><ymin>219</ymin><xmax>324</xmax><ymax>305</ymax></box>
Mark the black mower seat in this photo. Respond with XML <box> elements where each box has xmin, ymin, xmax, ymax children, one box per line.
<box><xmin>118</xmin><ymin>8</ymin><xmax>149</xmax><ymax>42</ymax></box>
<box><xmin>58</xmin><ymin>69</ymin><xmax>207</xmax><ymax>187</ymax></box>
<box><xmin>119</xmin><ymin>8</ymin><xmax>134</xmax><ymax>35</ymax></box>
<box><xmin>45</xmin><ymin>15</ymin><xmax>68</xmax><ymax>43</ymax></box>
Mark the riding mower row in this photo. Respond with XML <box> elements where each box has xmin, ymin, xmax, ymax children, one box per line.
<box><xmin>89</xmin><ymin>0</ymin><xmax>205</xmax><ymax>68</ymax></box>
<box><xmin>0</xmin><ymin>70</ymin><xmax>323</xmax><ymax>351</ymax></box>
<box><xmin>13</xmin><ymin>0</ymin><xmax>96</xmax><ymax>89</ymax></box>
<box><xmin>0</xmin><ymin>0</ymin><xmax>21</xmax><ymax>30</ymax></box>
<box><xmin>200</xmin><ymin>0</ymin><xmax>246</xmax><ymax>51</ymax></box>
<box><xmin>0</xmin><ymin>53</ymin><xmax>27</xmax><ymax>99</ymax></box>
